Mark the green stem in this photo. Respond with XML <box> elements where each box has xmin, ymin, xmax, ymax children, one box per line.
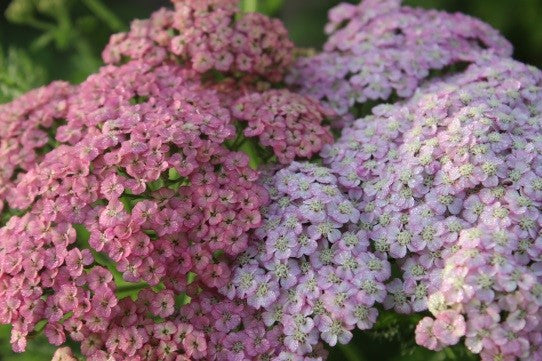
<box><xmin>82</xmin><ymin>0</ymin><xmax>124</xmax><ymax>31</ymax></box>
<box><xmin>27</xmin><ymin>320</ymin><xmax>48</xmax><ymax>340</ymax></box>
<box><xmin>24</xmin><ymin>18</ymin><xmax>55</xmax><ymax>31</ymax></box>
<box><xmin>116</xmin><ymin>283</ymin><xmax>148</xmax><ymax>294</ymax></box>
<box><xmin>241</xmin><ymin>0</ymin><xmax>258</xmax><ymax>12</ymax></box>
<box><xmin>51</xmin><ymin>2</ymin><xmax>75</xmax><ymax>50</ymax></box>
<box><xmin>232</xmin><ymin>130</ymin><xmax>245</xmax><ymax>148</ymax></box>
<box><xmin>233</xmin><ymin>137</ymin><xmax>248</xmax><ymax>151</ymax></box>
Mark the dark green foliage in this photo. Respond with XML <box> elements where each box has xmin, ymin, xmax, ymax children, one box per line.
<box><xmin>0</xmin><ymin>47</ymin><xmax>46</xmax><ymax>102</ymax></box>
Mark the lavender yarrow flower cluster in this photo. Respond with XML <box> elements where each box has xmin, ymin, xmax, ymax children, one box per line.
<box><xmin>222</xmin><ymin>162</ymin><xmax>391</xmax><ymax>358</ymax></box>
<box><xmin>232</xmin><ymin>90</ymin><xmax>334</xmax><ymax>164</ymax></box>
<box><xmin>0</xmin><ymin>81</ymin><xmax>73</xmax><ymax>214</ymax></box>
<box><xmin>321</xmin><ymin>57</ymin><xmax>542</xmax><ymax>360</ymax></box>
<box><xmin>0</xmin><ymin>60</ymin><xmax>270</xmax><ymax>358</ymax></box>
<box><xmin>287</xmin><ymin>0</ymin><xmax>513</xmax><ymax>120</ymax></box>
<box><xmin>102</xmin><ymin>0</ymin><xmax>294</xmax><ymax>82</ymax></box>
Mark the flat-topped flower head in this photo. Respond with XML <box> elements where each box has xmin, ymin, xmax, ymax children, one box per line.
<box><xmin>224</xmin><ymin>162</ymin><xmax>390</xmax><ymax>358</ymax></box>
<box><xmin>322</xmin><ymin>57</ymin><xmax>542</xmax><ymax>360</ymax></box>
<box><xmin>287</xmin><ymin>0</ymin><xmax>513</xmax><ymax>123</ymax></box>
<box><xmin>102</xmin><ymin>0</ymin><xmax>294</xmax><ymax>82</ymax></box>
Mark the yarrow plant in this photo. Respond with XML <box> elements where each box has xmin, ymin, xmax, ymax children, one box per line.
<box><xmin>1</xmin><ymin>0</ymin><xmax>541</xmax><ymax>360</ymax></box>
<box><xmin>0</xmin><ymin>0</ymin><xmax>336</xmax><ymax>359</ymax></box>
<box><xmin>321</xmin><ymin>57</ymin><xmax>542</xmax><ymax>360</ymax></box>
<box><xmin>0</xmin><ymin>59</ymin><xmax>272</xmax><ymax>359</ymax></box>
<box><xmin>223</xmin><ymin>162</ymin><xmax>390</xmax><ymax>358</ymax></box>
<box><xmin>102</xmin><ymin>0</ymin><xmax>294</xmax><ymax>81</ymax></box>
<box><xmin>287</xmin><ymin>0</ymin><xmax>513</xmax><ymax>122</ymax></box>
<box><xmin>100</xmin><ymin>0</ymin><xmax>331</xmax><ymax>165</ymax></box>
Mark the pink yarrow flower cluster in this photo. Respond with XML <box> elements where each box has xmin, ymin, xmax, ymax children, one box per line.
<box><xmin>102</xmin><ymin>0</ymin><xmax>294</xmax><ymax>82</ymax></box>
<box><xmin>321</xmin><ymin>57</ymin><xmax>542</xmax><ymax>360</ymax></box>
<box><xmin>0</xmin><ymin>81</ymin><xmax>73</xmax><ymax>213</ymax></box>
<box><xmin>287</xmin><ymin>0</ymin><xmax>513</xmax><ymax>120</ymax></box>
<box><xmin>233</xmin><ymin>90</ymin><xmax>334</xmax><ymax>164</ymax></box>
<box><xmin>49</xmin><ymin>287</ymin><xmax>322</xmax><ymax>361</ymax></box>
<box><xmin>177</xmin><ymin>290</ymin><xmax>303</xmax><ymax>361</ymax></box>
<box><xmin>99</xmin><ymin>0</ymin><xmax>332</xmax><ymax>166</ymax></box>
<box><xmin>223</xmin><ymin>162</ymin><xmax>390</xmax><ymax>358</ymax></box>
<box><xmin>0</xmin><ymin>60</ymin><xmax>269</xmax><ymax>359</ymax></box>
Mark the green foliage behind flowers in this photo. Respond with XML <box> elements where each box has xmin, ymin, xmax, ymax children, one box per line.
<box><xmin>327</xmin><ymin>312</ymin><xmax>479</xmax><ymax>361</ymax></box>
<box><xmin>241</xmin><ymin>0</ymin><xmax>284</xmax><ymax>15</ymax></box>
<box><xmin>0</xmin><ymin>47</ymin><xmax>46</xmax><ymax>102</ymax></box>
<box><xmin>4</xmin><ymin>0</ymin><xmax>125</xmax><ymax>82</ymax></box>
<box><xmin>1</xmin><ymin>0</ymin><xmax>145</xmax><ymax>89</ymax></box>
<box><xmin>0</xmin><ymin>326</ymin><xmax>64</xmax><ymax>361</ymax></box>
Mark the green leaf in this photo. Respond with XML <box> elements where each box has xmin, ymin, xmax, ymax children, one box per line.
<box><xmin>240</xmin><ymin>0</ymin><xmax>257</xmax><ymax>12</ymax></box>
<box><xmin>148</xmin><ymin>178</ymin><xmax>165</xmax><ymax>191</ymax></box>
<box><xmin>82</xmin><ymin>0</ymin><xmax>124</xmax><ymax>31</ymax></box>
<box><xmin>0</xmin><ymin>47</ymin><xmax>46</xmax><ymax>103</ymax></box>
<box><xmin>30</xmin><ymin>30</ymin><xmax>55</xmax><ymax>50</ymax></box>
<box><xmin>5</xmin><ymin>0</ymin><xmax>34</xmax><ymax>24</ymax></box>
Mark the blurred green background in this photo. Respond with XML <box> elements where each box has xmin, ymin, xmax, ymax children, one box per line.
<box><xmin>1</xmin><ymin>0</ymin><xmax>541</xmax><ymax>360</ymax></box>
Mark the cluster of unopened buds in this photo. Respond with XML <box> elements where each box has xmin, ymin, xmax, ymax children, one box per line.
<box><xmin>0</xmin><ymin>0</ymin><xmax>541</xmax><ymax>360</ymax></box>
